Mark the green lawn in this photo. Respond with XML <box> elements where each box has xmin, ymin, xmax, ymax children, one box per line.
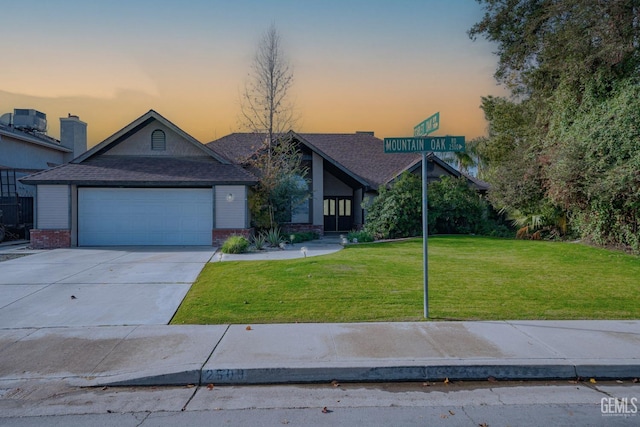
<box><xmin>170</xmin><ymin>236</ymin><xmax>640</xmax><ymax>324</ymax></box>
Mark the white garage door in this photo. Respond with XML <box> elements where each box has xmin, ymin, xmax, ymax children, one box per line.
<box><xmin>78</xmin><ymin>188</ymin><xmax>213</xmax><ymax>246</ymax></box>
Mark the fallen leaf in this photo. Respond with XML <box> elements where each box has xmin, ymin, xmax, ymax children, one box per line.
<box><xmin>633</xmin><ymin>378</ymin><xmax>639</xmax><ymax>383</ymax></box>
<box><xmin>71</xmin><ymin>295</ymin><xmax>77</xmax><ymax>300</ymax></box>
<box><xmin>186</xmin><ymin>384</ymin><xmax>195</xmax><ymax>388</ymax></box>
<box><xmin>449</xmin><ymin>410</ymin><xmax>455</xmax><ymax>415</ymax></box>
<box><xmin>488</xmin><ymin>376</ymin><xmax>497</xmax><ymax>382</ymax></box>
<box><xmin>101</xmin><ymin>386</ymin><xmax>108</xmax><ymax>391</ymax></box>
<box><xmin>331</xmin><ymin>380</ymin><xmax>340</xmax><ymax>387</ymax></box>
<box><xmin>422</xmin><ymin>382</ymin><xmax>430</xmax><ymax>387</ymax></box>
<box><xmin>589</xmin><ymin>378</ymin><xmax>597</xmax><ymax>384</ymax></box>
<box><xmin>246</xmin><ymin>325</ymin><xmax>252</xmax><ymax>331</ymax></box>
<box><xmin>207</xmin><ymin>383</ymin><xmax>214</xmax><ymax>390</ymax></box>
<box><xmin>322</xmin><ymin>407</ymin><xmax>332</xmax><ymax>413</ymax></box>
<box><xmin>616</xmin><ymin>380</ymin><xmax>623</xmax><ymax>384</ymax></box>
<box><xmin>479</xmin><ymin>423</ymin><xmax>488</xmax><ymax>427</ymax></box>
<box><xmin>281</xmin><ymin>420</ymin><xmax>290</xmax><ymax>425</ymax></box>
<box><xmin>440</xmin><ymin>414</ymin><xmax>448</xmax><ymax>419</ymax></box>
<box><xmin>444</xmin><ymin>377</ymin><xmax>450</xmax><ymax>385</ymax></box>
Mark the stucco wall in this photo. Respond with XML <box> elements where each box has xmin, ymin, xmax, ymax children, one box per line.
<box><xmin>323</xmin><ymin>170</ymin><xmax>353</xmax><ymax>197</ymax></box>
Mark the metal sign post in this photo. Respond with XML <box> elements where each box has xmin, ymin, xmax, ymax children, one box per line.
<box><xmin>383</xmin><ymin>114</ymin><xmax>465</xmax><ymax>318</ymax></box>
<box><xmin>421</xmin><ymin>151</ymin><xmax>428</xmax><ymax>318</ymax></box>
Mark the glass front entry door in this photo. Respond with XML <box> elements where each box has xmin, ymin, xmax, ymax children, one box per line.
<box><xmin>323</xmin><ymin>197</ymin><xmax>353</xmax><ymax>232</ymax></box>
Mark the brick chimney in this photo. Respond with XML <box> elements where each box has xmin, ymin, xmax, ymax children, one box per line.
<box><xmin>60</xmin><ymin>114</ymin><xmax>87</xmax><ymax>162</ymax></box>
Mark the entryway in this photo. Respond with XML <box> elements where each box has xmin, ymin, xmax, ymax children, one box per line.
<box><xmin>323</xmin><ymin>196</ymin><xmax>353</xmax><ymax>232</ymax></box>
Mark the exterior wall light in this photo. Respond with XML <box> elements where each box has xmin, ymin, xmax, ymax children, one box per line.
<box><xmin>226</xmin><ymin>193</ymin><xmax>234</xmax><ymax>202</ymax></box>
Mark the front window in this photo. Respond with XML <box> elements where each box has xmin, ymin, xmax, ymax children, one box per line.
<box><xmin>289</xmin><ymin>175</ymin><xmax>310</xmax><ymax>223</ymax></box>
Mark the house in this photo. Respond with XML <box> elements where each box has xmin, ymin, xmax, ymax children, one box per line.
<box><xmin>209</xmin><ymin>131</ymin><xmax>487</xmax><ymax>234</ymax></box>
<box><xmin>0</xmin><ymin>109</ymin><xmax>86</xmax><ymax>239</ymax></box>
<box><xmin>21</xmin><ymin>110</ymin><xmax>257</xmax><ymax>248</ymax></box>
<box><xmin>22</xmin><ymin>109</ymin><xmax>487</xmax><ymax>248</ymax></box>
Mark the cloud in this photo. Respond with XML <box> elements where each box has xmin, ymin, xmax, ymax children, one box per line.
<box><xmin>0</xmin><ymin>50</ymin><xmax>159</xmax><ymax>100</ymax></box>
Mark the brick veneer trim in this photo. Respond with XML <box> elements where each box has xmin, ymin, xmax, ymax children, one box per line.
<box><xmin>212</xmin><ymin>228</ymin><xmax>253</xmax><ymax>246</ymax></box>
<box><xmin>30</xmin><ymin>229</ymin><xmax>71</xmax><ymax>249</ymax></box>
<box><xmin>281</xmin><ymin>224</ymin><xmax>324</xmax><ymax>236</ymax></box>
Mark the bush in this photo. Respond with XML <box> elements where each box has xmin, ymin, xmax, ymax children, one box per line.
<box><xmin>252</xmin><ymin>232</ymin><xmax>267</xmax><ymax>250</ymax></box>
<box><xmin>364</xmin><ymin>172</ymin><xmax>509</xmax><ymax>239</ymax></box>
<box><xmin>364</xmin><ymin>172</ymin><xmax>422</xmax><ymax>239</ymax></box>
<box><xmin>347</xmin><ymin>230</ymin><xmax>374</xmax><ymax>243</ymax></box>
<box><xmin>289</xmin><ymin>231</ymin><xmax>319</xmax><ymax>243</ymax></box>
<box><xmin>220</xmin><ymin>235</ymin><xmax>250</xmax><ymax>254</ymax></box>
<box><xmin>264</xmin><ymin>228</ymin><xmax>285</xmax><ymax>247</ymax></box>
<box><xmin>428</xmin><ymin>176</ymin><xmax>489</xmax><ymax>235</ymax></box>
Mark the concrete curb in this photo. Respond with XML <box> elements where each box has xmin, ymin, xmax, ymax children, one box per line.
<box><xmin>97</xmin><ymin>362</ymin><xmax>640</xmax><ymax>387</ymax></box>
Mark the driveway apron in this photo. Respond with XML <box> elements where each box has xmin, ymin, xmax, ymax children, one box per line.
<box><xmin>0</xmin><ymin>247</ymin><xmax>215</xmax><ymax>328</ymax></box>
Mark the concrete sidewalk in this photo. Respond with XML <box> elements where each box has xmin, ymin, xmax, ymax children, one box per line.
<box><xmin>213</xmin><ymin>236</ymin><xmax>344</xmax><ymax>262</ymax></box>
<box><xmin>1</xmin><ymin>321</ymin><xmax>638</xmax><ymax>387</ymax></box>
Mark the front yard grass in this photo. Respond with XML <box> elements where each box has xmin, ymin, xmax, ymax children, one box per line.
<box><xmin>170</xmin><ymin>236</ymin><xmax>640</xmax><ymax>324</ymax></box>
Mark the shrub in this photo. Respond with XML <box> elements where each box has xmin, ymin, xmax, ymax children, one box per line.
<box><xmin>252</xmin><ymin>232</ymin><xmax>267</xmax><ymax>250</ymax></box>
<box><xmin>289</xmin><ymin>231</ymin><xmax>318</xmax><ymax>243</ymax></box>
<box><xmin>364</xmin><ymin>172</ymin><xmax>422</xmax><ymax>239</ymax></box>
<box><xmin>347</xmin><ymin>230</ymin><xmax>374</xmax><ymax>243</ymax></box>
<box><xmin>365</xmin><ymin>172</ymin><xmax>509</xmax><ymax>239</ymax></box>
<box><xmin>264</xmin><ymin>227</ymin><xmax>285</xmax><ymax>247</ymax></box>
<box><xmin>428</xmin><ymin>176</ymin><xmax>489</xmax><ymax>235</ymax></box>
<box><xmin>220</xmin><ymin>235</ymin><xmax>250</xmax><ymax>254</ymax></box>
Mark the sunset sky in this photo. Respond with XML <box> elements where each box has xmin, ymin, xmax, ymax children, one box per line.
<box><xmin>1</xmin><ymin>0</ymin><xmax>505</xmax><ymax>147</ymax></box>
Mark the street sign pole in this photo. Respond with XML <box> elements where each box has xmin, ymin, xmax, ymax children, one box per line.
<box><xmin>384</xmin><ymin>112</ymin><xmax>465</xmax><ymax>319</ymax></box>
<box><xmin>422</xmin><ymin>151</ymin><xmax>428</xmax><ymax>318</ymax></box>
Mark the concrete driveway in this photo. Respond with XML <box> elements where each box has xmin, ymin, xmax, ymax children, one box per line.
<box><xmin>0</xmin><ymin>247</ymin><xmax>216</xmax><ymax>328</ymax></box>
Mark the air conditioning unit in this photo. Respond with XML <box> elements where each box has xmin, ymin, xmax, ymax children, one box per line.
<box><xmin>12</xmin><ymin>109</ymin><xmax>47</xmax><ymax>132</ymax></box>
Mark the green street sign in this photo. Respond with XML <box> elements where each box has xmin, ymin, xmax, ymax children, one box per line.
<box><xmin>384</xmin><ymin>136</ymin><xmax>465</xmax><ymax>153</ymax></box>
<box><xmin>414</xmin><ymin>112</ymin><xmax>440</xmax><ymax>136</ymax></box>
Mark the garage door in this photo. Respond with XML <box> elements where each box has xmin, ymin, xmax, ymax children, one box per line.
<box><xmin>78</xmin><ymin>188</ymin><xmax>213</xmax><ymax>246</ymax></box>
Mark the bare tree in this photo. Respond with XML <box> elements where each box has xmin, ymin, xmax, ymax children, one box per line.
<box><xmin>240</xmin><ymin>23</ymin><xmax>296</xmax><ymax>157</ymax></box>
<box><xmin>239</xmin><ymin>24</ymin><xmax>307</xmax><ymax>230</ymax></box>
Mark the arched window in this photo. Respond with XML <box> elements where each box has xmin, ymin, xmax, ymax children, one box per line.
<box><xmin>151</xmin><ymin>129</ymin><xmax>166</xmax><ymax>151</ymax></box>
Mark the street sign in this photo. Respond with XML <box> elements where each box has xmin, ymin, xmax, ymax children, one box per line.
<box><xmin>414</xmin><ymin>112</ymin><xmax>439</xmax><ymax>136</ymax></box>
<box><xmin>383</xmin><ymin>136</ymin><xmax>465</xmax><ymax>153</ymax></box>
<box><xmin>385</xmin><ymin>111</ymin><xmax>465</xmax><ymax>318</ymax></box>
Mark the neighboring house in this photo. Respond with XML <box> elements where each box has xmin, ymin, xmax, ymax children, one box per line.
<box><xmin>0</xmin><ymin>109</ymin><xmax>86</xmax><ymax>239</ymax></box>
<box><xmin>208</xmin><ymin>132</ymin><xmax>488</xmax><ymax>234</ymax></box>
<box><xmin>21</xmin><ymin>110</ymin><xmax>257</xmax><ymax>248</ymax></box>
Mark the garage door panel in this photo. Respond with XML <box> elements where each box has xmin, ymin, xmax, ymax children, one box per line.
<box><xmin>78</xmin><ymin>188</ymin><xmax>213</xmax><ymax>246</ymax></box>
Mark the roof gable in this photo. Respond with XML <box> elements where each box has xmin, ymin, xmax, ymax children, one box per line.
<box><xmin>208</xmin><ymin>131</ymin><xmax>422</xmax><ymax>189</ymax></box>
<box><xmin>74</xmin><ymin>110</ymin><xmax>229</xmax><ymax>164</ymax></box>
<box><xmin>207</xmin><ymin>131</ymin><xmax>485</xmax><ymax>191</ymax></box>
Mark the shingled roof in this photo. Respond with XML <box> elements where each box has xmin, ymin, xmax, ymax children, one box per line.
<box><xmin>21</xmin><ymin>110</ymin><xmax>257</xmax><ymax>187</ymax></box>
<box><xmin>208</xmin><ymin>132</ymin><xmax>421</xmax><ymax>189</ymax></box>
<box><xmin>21</xmin><ymin>156</ymin><xmax>257</xmax><ymax>186</ymax></box>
